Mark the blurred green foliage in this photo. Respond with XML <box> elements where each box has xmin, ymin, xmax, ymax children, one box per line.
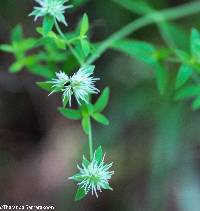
<box><xmin>1</xmin><ymin>0</ymin><xmax>200</xmax><ymax>210</ymax></box>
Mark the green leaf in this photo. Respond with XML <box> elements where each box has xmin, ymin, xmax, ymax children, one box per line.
<box><xmin>58</xmin><ymin>107</ymin><xmax>82</xmax><ymax>120</ymax></box>
<box><xmin>94</xmin><ymin>87</ymin><xmax>110</xmax><ymax>112</ymax></box>
<box><xmin>11</xmin><ymin>25</ymin><xmax>23</xmax><ymax>42</ymax></box>
<box><xmin>101</xmin><ymin>182</ymin><xmax>113</xmax><ymax>190</ymax></box>
<box><xmin>42</xmin><ymin>15</ymin><xmax>54</xmax><ymax>35</ymax></box>
<box><xmin>70</xmin><ymin>173</ymin><xmax>82</xmax><ymax>182</ymax></box>
<box><xmin>112</xmin><ymin>0</ymin><xmax>153</xmax><ymax>15</ymax></box>
<box><xmin>75</xmin><ymin>187</ymin><xmax>86</xmax><ymax>201</ymax></box>
<box><xmin>83</xmin><ymin>65</ymin><xmax>95</xmax><ymax>74</ymax></box>
<box><xmin>175</xmin><ymin>49</ymin><xmax>191</xmax><ymax>63</ymax></box>
<box><xmin>82</xmin><ymin>155</ymin><xmax>90</xmax><ymax>167</ymax></box>
<box><xmin>29</xmin><ymin>65</ymin><xmax>54</xmax><ymax>79</ymax></box>
<box><xmin>175</xmin><ymin>85</ymin><xmax>200</xmax><ymax>101</ymax></box>
<box><xmin>175</xmin><ymin>64</ymin><xmax>193</xmax><ymax>89</ymax></box>
<box><xmin>81</xmin><ymin>39</ymin><xmax>90</xmax><ymax>56</ymax></box>
<box><xmin>94</xmin><ymin>146</ymin><xmax>103</xmax><ymax>163</ymax></box>
<box><xmin>0</xmin><ymin>44</ymin><xmax>13</xmax><ymax>53</ymax></box>
<box><xmin>112</xmin><ymin>39</ymin><xmax>156</xmax><ymax>65</ymax></box>
<box><xmin>80</xmin><ymin>13</ymin><xmax>89</xmax><ymax>36</ymax></box>
<box><xmin>36</xmin><ymin>82</ymin><xmax>52</xmax><ymax>91</ymax></box>
<box><xmin>81</xmin><ymin>116</ymin><xmax>89</xmax><ymax>134</ymax></box>
<box><xmin>92</xmin><ymin>113</ymin><xmax>109</xmax><ymax>125</ymax></box>
<box><xmin>9</xmin><ymin>60</ymin><xmax>24</xmax><ymax>73</ymax></box>
<box><xmin>192</xmin><ymin>96</ymin><xmax>200</xmax><ymax>110</ymax></box>
<box><xmin>191</xmin><ymin>28</ymin><xmax>200</xmax><ymax>59</ymax></box>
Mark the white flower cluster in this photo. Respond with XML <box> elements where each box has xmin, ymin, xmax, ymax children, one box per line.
<box><xmin>69</xmin><ymin>155</ymin><xmax>114</xmax><ymax>198</ymax></box>
<box><xmin>49</xmin><ymin>66</ymin><xmax>99</xmax><ymax>106</ymax></box>
<box><xmin>29</xmin><ymin>0</ymin><xmax>73</xmax><ymax>25</ymax></box>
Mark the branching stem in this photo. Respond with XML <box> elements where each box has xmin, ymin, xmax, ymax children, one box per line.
<box><xmin>88</xmin><ymin>117</ymin><xmax>93</xmax><ymax>161</ymax></box>
<box><xmin>86</xmin><ymin>1</ymin><xmax>200</xmax><ymax>65</ymax></box>
<box><xmin>54</xmin><ymin>20</ymin><xmax>84</xmax><ymax>66</ymax></box>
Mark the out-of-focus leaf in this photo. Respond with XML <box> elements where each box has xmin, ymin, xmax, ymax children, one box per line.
<box><xmin>112</xmin><ymin>0</ymin><xmax>153</xmax><ymax>15</ymax></box>
<box><xmin>191</xmin><ymin>28</ymin><xmax>200</xmax><ymax>60</ymax></box>
<box><xmin>92</xmin><ymin>113</ymin><xmax>109</xmax><ymax>125</ymax></box>
<box><xmin>94</xmin><ymin>146</ymin><xmax>103</xmax><ymax>163</ymax></box>
<box><xmin>11</xmin><ymin>25</ymin><xmax>23</xmax><ymax>42</ymax></box>
<box><xmin>175</xmin><ymin>85</ymin><xmax>200</xmax><ymax>101</ymax></box>
<box><xmin>80</xmin><ymin>13</ymin><xmax>89</xmax><ymax>36</ymax></box>
<box><xmin>112</xmin><ymin>39</ymin><xmax>156</xmax><ymax>65</ymax></box>
<box><xmin>81</xmin><ymin>116</ymin><xmax>89</xmax><ymax>134</ymax></box>
<box><xmin>36</xmin><ymin>81</ymin><xmax>52</xmax><ymax>91</ymax></box>
<box><xmin>192</xmin><ymin>96</ymin><xmax>200</xmax><ymax>110</ymax></box>
<box><xmin>29</xmin><ymin>65</ymin><xmax>54</xmax><ymax>78</ymax></box>
<box><xmin>175</xmin><ymin>49</ymin><xmax>191</xmax><ymax>63</ymax></box>
<box><xmin>58</xmin><ymin>107</ymin><xmax>82</xmax><ymax>120</ymax></box>
<box><xmin>81</xmin><ymin>39</ymin><xmax>90</xmax><ymax>56</ymax></box>
<box><xmin>9</xmin><ymin>60</ymin><xmax>24</xmax><ymax>73</ymax></box>
<box><xmin>94</xmin><ymin>87</ymin><xmax>110</xmax><ymax>112</ymax></box>
<box><xmin>175</xmin><ymin>65</ymin><xmax>193</xmax><ymax>89</ymax></box>
<box><xmin>0</xmin><ymin>44</ymin><xmax>13</xmax><ymax>53</ymax></box>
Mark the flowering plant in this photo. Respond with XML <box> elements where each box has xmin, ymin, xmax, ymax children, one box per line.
<box><xmin>2</xmin><ymin>0</ymin><xmax>200</xmax><ymax>203</ymax></box>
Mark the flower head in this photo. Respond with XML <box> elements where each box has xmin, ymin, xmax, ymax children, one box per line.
<box><xmin>29</xmin><ymin>0</ymin><xmax>73</xmax><ymax>25</ymax></box>
<box><xmin>69</xmin><ymin>147</ymin><xmax>114</xmax><ymax>198</ymax></box>
<box><xmin>49</xmin><ymin>65</ymin><xmax>99</xmax><ymax>106</ymax></box>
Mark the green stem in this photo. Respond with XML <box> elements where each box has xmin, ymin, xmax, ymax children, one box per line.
<box><xmin>86</xmin><ymin>1</ymin><xmax>200</xmax><ymax>65</ymax></box>
<box><xmin>54</xmin><ymin>20</ymin><xmax>84</xmax><ymax>66</ymax></box>
<box><xmin>88</xmin><ymin>117</ymin><xmax>93</xmax><ymax>161</ymax></box>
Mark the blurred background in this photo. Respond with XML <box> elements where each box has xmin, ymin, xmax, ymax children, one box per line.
<box><xmin>1</xmin><ymin>0</ymin><xmax>200</xmax><ymax>210</ymax></box>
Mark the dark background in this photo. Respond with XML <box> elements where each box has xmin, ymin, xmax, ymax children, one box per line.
<box><xmin>0</xmin><ymin>0</ymin><xmax>200</xmax><ymax>210</ymax></box>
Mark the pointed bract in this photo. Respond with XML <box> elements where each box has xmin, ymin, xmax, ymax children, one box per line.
<box><xmin>29</xmin><ymin>0</ymin><xmax>73</xmax><ymax>25</ymax></box>
<box><xmin>69</xmin><ymin>151</ymin><xmax>114</xmax><ymax>198</ymax></box>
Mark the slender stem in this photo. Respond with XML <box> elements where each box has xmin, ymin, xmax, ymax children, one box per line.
<box><xmin>54</xmin><ymin>20</ymin><xmax>84</xmax><ymax>66</ymax></box>
<box><xmin>86</xmin><ymin>1</ymin><xmax>200</xmax><ymax>65</ymax></box>
<box><xmin>88</xmin><ymin>117</ymin><xmax>93</xmax><ymax>161</ymax></box>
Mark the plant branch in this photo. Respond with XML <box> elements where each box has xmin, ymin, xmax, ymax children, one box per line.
<box><xmin>88</xmin><ymin>117</ymin><xmax>93</xmax><ymax>161</ymax></box>
<box><xmin>54</xmin><ymin>20</ymin><xmax>84</xmax><ymax>66</ymax></box>
<box><xmin>86</xmin><ymin>1</ymin><xmax>200</xmax><ymax>65</ymax></box>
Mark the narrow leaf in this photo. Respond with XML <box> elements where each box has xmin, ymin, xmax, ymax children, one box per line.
<box><xmin>0</xmin><ymin>44</ymin><xmax>13</xmax><ymax>53</ymax></box>
<box><xmin>43</xmin><ymin>15</ymin><xmax>54</xmax><ymax>35</ymax></box>
<box><xmin>80</xmin><ymin>13</ymin><xmax>89</xmax><ymax>36</ymax></box>
<box><xmin>175</xmin><ymin>64</ymin><xmax>193</xmax><ymax>89</ymax></box>
<box><xmin>11</xmin><ymin>25</ymin><xmax>23</xmax><ymax>42</ymax></box>
<box><xmin>192</xmin><ymin>96</ymin><xmax>200</xmax><ymax>110</ymax></box>
<box><xmin>94</xmin><ymin>87</ymin><xmax>109</xmax><ymax>112</ymax></box>
<box><xmin>36</xmin><ymin>81</ymin><xmax>52</xmax><ymax>91</ymax></box>
<box><xmin>112</xmin><ymin>39</ymin><xmax>156</xmax><ymax>65</ymax></box>
<box><xmin>175</xmin><ymin>85</ymin><xmax>200</xmax><ymax>101</ymax></box>
<box><xmin>82</xmin><ymin>155</ymin><xmax>90</xmax><ymax>167</ymax></box>
<box><xmin>81</xmin><ymin>39</ymin><xmax>90</xmax><ymax>56</ymax></box>
<box><xmin>94</xmin><ymin>146</ymin><xmax>103</xmax><ymax>163</ymax></box>
<box><xmin>75</xmin><ymin>187</ymin><xmax>86</xmax><ymax>201</ymax></box>
<box><xmin>191</xmin><ymin>28</ymin><xmax>200</xmax><ymax>59</ymax></box>
<box><xmin>92</xmin><ymin>113</ymin><xmax>109</xmax><ymax>125</ymax></box>
<box><xmin>81</xmin><ymin>116</ymin><xmax>89</xmax><ymax>134</ymax></box>
<box><xmin>58</xmin><ymin>107</ymin><xmax>82</xmax><ymax>120</ymax></box>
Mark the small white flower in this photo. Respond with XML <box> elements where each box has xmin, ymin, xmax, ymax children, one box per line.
<box><xmin>69</xmin><ymin>154</ymin><xmax>114</xmax><ymax>198</ymax></box>
<box><xmin>49</xmin><ymin>65</ymin><xmax>99</xmax><ymax>106</ymax></box>
<box><xmin>29</xmin><ymin>0</ymin><xmax>73</xmax><ymax>25</ymax></box>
